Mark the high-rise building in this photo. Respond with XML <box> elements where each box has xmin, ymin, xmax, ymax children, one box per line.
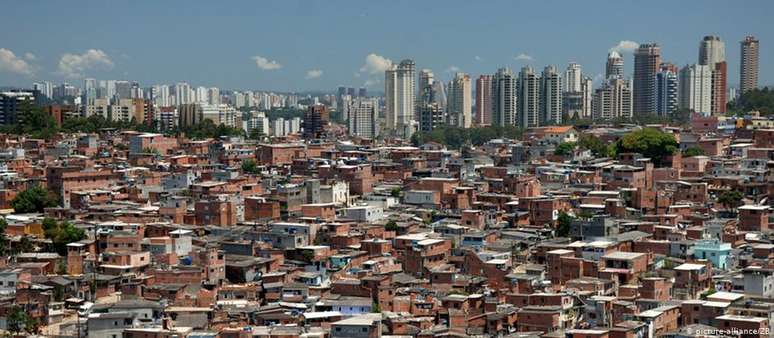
<box><xmin>740</xmin><ymin>36</ymin><xmax>759</xmax><ymax>93</ymax></box>
<box><xmin>175</xmin><ymin>82</ymin><xmax>192</xmax><ymax>105</ymax></box>
<box><xmin>207</xmin><ymin>87</ymin><xmax>220</xmax><ymax>105</ymax></box>
<box><xmin>679</xmin><ymin>64</ymin><xmax>712</xmax><ymax>115</ymax></box>
<box><xmin>0</xmin><ymin>90</ymin><xmax>36</xmax><ymax>125</ymax></box>
<box><xmin>711</xmin><ymin>61</ymin><xmax>727</xmax><ymax>115</ymax></box>
<box><xmin>302</xmin><ymin>104</ymin><xmax>329</xmax><ymax>139</ymax></box>
<box><xmin>447</xmin><ymin>73</ymin><xmax>472</xmax><ymax>128</ymax></box>
<box><xmin>517</xmin><ymin>66</ymin><xmax>540</xmax><ymax>128</ymax></box>
<box><xmin>581</xmin><ymin>77</ymin><xmax>593</xmax><ymax>119</ymax></box>
<box><xmin>540</xmin><ymin>65</ymin><xmax>562</xmax><ymax>125</ymax></box>
<box><xmin>418</xmin><ymin>103</ymin><xmax>445</xmax><ymax>133</ymax></box>
<box><xmin>633</xmin><ymin>43</ymin><xmax>661</xmax><ymax>115</ymax></box>
<box><xmin>33</xmin><ymin>81</ymin><xmax>53</xmax><ymax>99</ymax></box>
<box><xmin>656</xmin><ymin>63</ymin><xmax>679</xmax><ymax>117</ymax></box>
<box><xmin>83</xmin><ymin>78</ymin><xmax>97</xmax><ymax>105</ymax></box>
<box><xmin>431</xmin><ymin>81</ymin><xmax>447</xmax><ymax>111</ymax></box>
<box><xmin>475</xmin><ymin>75</ymin><xmax>493</xmax><ymax>126</ymax></box>
<box><xmin>563</xmin><ymin>63</ymin><xmax>582</xmax><ymax>93</ymax></box>
<box><xmin>358</xmin><ymin>87</ymin><xmax>367</xmax><ymax>97</ymax></box>
<box><xmin>699</xmin><ymin>36</ymin><xmax>727</xmax><ymax>115</ymax></box>
<box><xmin>592</xmin><ymin>78</ymin><xmax>632</xmax><ymax>120</ymax></box>
<box><xmin>699</xmin><ymin>35</ymin><xmax>725</xmax><ymax>66</ymax></box>
<box><xmin>348</xmin><ymin>98</ymin><xmax>379</xmax><ymax>139</ymax></box>
<box><xmin>419</xmin><ymin>69</ymin><xmax>434</xmax><ymax>100</ymax></box>
<box><xmin>491</xmin><ymin>68</ymin><xmax>516</xmax><ymax>127</ymax></box>
<box><xmin>385</xmin><ymin>59</ymin><xmax>416</xmax><ymax>138</ymax></box>
<box><xmin>606</xmin><ymin>51</ymin><xmax>624</xmax><ymax>80</ymax></box>
<box><xmin>195</xmin><ymin>86</ymin><xmax>208</xmax><ymax>103</ymax></box>
<box><xmin>152</xmin><ymin>85</ymin><xmax>171</xmax><ymax>107</ymax></box>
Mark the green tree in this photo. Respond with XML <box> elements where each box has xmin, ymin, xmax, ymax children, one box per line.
<box><xmin>390</xmin><ymin>188</ymin><xmax>402</xmax><ymax>198</ymax></box>
<box><xmin>385</xmin><ymin>220</ymin><xmax>399</xmax><ymax>232</ymax></box>
<box><xmin>241</xmin><ymin>158</ymin><xmax>258</xmax><ymax>174</ymax></box>
<box><xmin>11</xmin><ymin>185</ymin><xmax>59</xmax><ymax>213</ymax></box>
<box><xmin>717</xmin><ymin>190</ymin><xmax>744</xmax><ymax>210</ymax></box>
<box><xmin>42</xmin><ymin>218</ymin><xmax>86</xmax><ymax>255</ymax></box>
<box><xmin>616</xmin><ymin>128</ymin><xmax>678</xmax><ymax>166</ymax></box>
<box><xmin>7</xmin><ymin>306</ymin><xmax>37</xmax><ymax>334</ymax></box>
<box><xmin>554</xmin><ymin>142</ymin><xmax>576</xmax><ymax>156</ymax></box>
<box><xmin>578</xmin><ymin>134</ymin><xmax>612</xmax><ymax>158</ymax></box>
<box><xmin>733</xmin><ymin>87</ymin><xmax>774</xmax><ymax>115</ymax></box>
<box><xmin>682</xmin><ymin>147</ymin><xmax>706</xmax><ymax>157</ymax></box>
<box><xmin>556</xmin><ymin>211</ymin><xmax>574</xmax><ymax>237</ymax></box>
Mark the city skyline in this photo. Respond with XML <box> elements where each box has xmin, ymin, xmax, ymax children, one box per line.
<box><xmin>1</xmin><ymin>0</ymin><xmax>772</xmax><ymax>92</ymax></box>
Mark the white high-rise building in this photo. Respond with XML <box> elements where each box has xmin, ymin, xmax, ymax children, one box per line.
<box><xmin>32</xmin><ymin>81</ymin><xmax>54</xmax><ymax>99</ymax></box>
<box><xmin>207</xmin><ymin>87</ymin><xmax>220</xmax><ymax>105</ymax></box>
<box><xmin>540</xmin><ymin>65</ymin><xmax>562</xmax><ymax>125</ymax></box>
<box><xmin>592</xmin><ymin>78</ymin><xmax>632</xmax><ymax>120</ymax></box>
<box><xmin>581</xmin><ymin>77</ymin><xmax>593</xmax><ymax>118</ymax></box>
<box><xmin>606</xmin><ymin>51</ymin><xmax>624</xmax><ymax>80</ymax></box>
<box><xmin>348</xmin><ymin>98</ymin><xmax>380</xmax><ymax>139</ymax></box>
<box><xmin>518</xmin><ymin>66</ymin><xmax>540</xmax><ymax>128</ymax></box>
<box><xmin>446</xmin><ymin>73</ymin><xmax>472</xmax><ymax>128</ymax></box>
<box><xmin>195</xmin><ymin>86</ymin><xmax>208</xmax><ymax>103</ymax></box>
<box><xmin>244</xmin><ymin>111</ymin><xmax>269</xmax><ymax>136</ymax></box>
<box><xmin>492</xmin><ymin>68</ymin><xmax>516</xmax><ymax>127</ymax></box>
<box><xmin>679</xmin><ymin>64</ymin><xmax>712</xmax><ymax>115</ymax></box>
<box><xmin>563</xmin><ymin>63</ymin><xmax>582</xmax><ymax>93</ymax></box>
<box><xmin>152</xmin><ymin>85</ymin><xmax>171</xmax><ymax>107</ymax></box>
<box><xmin>699</xmin><ymin>36</ymin><xmax>726</xmax><ymax>66</ymax></box>
<box><xmin>384</xmin><ymin>59</ymin><xmax>416</xmax><ymax>138</ymax></box>
<box><xmin>175</xmin><ymin>82</ymin><xmax>192</xmax><ymax>105</ymax></box>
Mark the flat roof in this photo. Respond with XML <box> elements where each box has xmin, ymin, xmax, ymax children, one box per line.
<box><xmin>674</xmin><ymin>263</ymin><xmax>706</xmax><ymax>270</ymax></box>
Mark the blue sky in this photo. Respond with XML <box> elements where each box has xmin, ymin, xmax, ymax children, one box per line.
<box><xmin>1</xmin><ymin>0</ymin><xmax>771</xmax><ymax>92</ymax></box>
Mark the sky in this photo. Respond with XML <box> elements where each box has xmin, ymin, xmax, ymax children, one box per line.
<box><xmin>1</xmin><ymin>0</ymin><xmax>772</xmax><ymax>93</ymax></box>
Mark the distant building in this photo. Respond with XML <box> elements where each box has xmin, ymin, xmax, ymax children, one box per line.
<box><xmin>492</xmin><ymin>68</ymin><xmax>516</xmax><ymax>127</ymax></box>
<box><xmin>633</xmin><ymin>43</ymin><xmax>661</xmax><ymax>115</ymax></box>
<box><xmin>592</xmin><ymin>78</ymin><xmax>632</xmax><ymax>120</ymax></box>
<box><xmin>302</xmin><ymin>104</ymin><xmax>329</xmax><ymax>139</ymax></box>
<box><xmin>656</xmin><ymin>63</ymin><xmax>679</xmax><ymax>117</ymax></box>
<box><xmin>446</xmin><ymin>72</ymin><xmax>472</xmax><ymax>128</ymax></box>
<box><xmin>348</xmin><ymin>98</ymin><xmax>379</xmax><ymax>139</ymax></box>
<box><xmin>679</xmin><ymin>64</ymin><xmax>712</xmax><ymax>115</ymax></box>
<box><xmin>475</xmin><ymin>75</ymin><xmax>493</xmax><ymax>126</ymax></box>
<box><xmin>0</xmin><ymin>90</ymin><xmax>35</xmax><ymax>125</ymax></box>
<box><xmin>540</xmin><ymin>65</ymin><xmax>562</xmax><ymax>125</ymax></box>
<box><xmin>518</xmin><ymin>66</ymin><xmax>540</xmax><ymax>128</ymax></box>
<box><xmin>739</xmin><ymin>35</ymin><xmax>759</xmax><ymax>93</ymax></box>
<box><xmin>385</xmin><ymin>59</ymin><xmax>416</xmax><ymax>138</ymax></box>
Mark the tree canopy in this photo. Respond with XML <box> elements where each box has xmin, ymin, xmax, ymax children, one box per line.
<box><xmin>7</xmin><ymin>305</ymin><xmax>38</xmax><ymax>334</ymax></box>
<box><xmin>11</xmin><ymin>185</ymin><xmax>59</xmax><ymax>213</ymax></box>
<box><xmin>616</xmin><ymin>128</ymin><xmax>678</xmax><ymax>166</ymax></box>
<box><xmin>554</xmin><ymin>142</ymin><xmax>576</xmax><ymax>156</ymax></box>
<box><xmin>682</xmin><ymin>147</ymin><xmax>706</xmax><ymax>157</ymax></box>
<box><xmin>241</xmin><ymin>158</ymin><xmax>258</xmax><ymax>174</ymax></box>
<box><xmin>717</xmin><ymin>190</ymin><xmax>744</xmax><ymax>209</ymax></box>
<box><xmin>42</xmin><ymin>217</ymin><xmax>86</xmax><ymax>255</ymax></box>
<box><xmin>730</xmin><ymin>87</ymin><xmax>774</xmax><ymax>115</ymax></box>
<box><xmin>410</xmin><ymin>125</ymin><xmax>523</xmax><ymax>148</ymax></box>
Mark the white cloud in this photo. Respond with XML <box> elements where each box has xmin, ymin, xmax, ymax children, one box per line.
<box><xmin>474</xmin><ymin>55</ymin><xmax>483</xmax><ymax>61</ymax></box>
<box><xmin>24</xmin><ymin>52</ymin><xmax>36</xmax><ymax>61</ymax></box>
<box><xmin>514</xmin><ymin>53</ymin><xmax>533</xmax><ymax>62</ymax></box>
<box><xmin>609</xmin><ymin>40</ymin><xmax>639</xmax><ymax>54</ymax></box>
<box><xmin>359</xmin><ymin>53</ymin><xmax>392</xmax><ymax>75</ymax></box>
<box><xmin>305</xmin><ymin>69</ymin><xmax>323</xmax><ymax>79</ymax></box>
<box><xmin>445</xmin><ymin>66</ymin><xmax>461</xmax><ymax>73</ymax></box>
<box><xmin>57</xmin><ymin>49</ymin><xmax>114</xmax><ymax>78</ymax></box>
<box><xmin>0</xmin><ymin>48</ymin><xmax>35</xmax><ymax>76</ymax></box>
<box><xmin>364</xmin><ymin>78</ymin><xmax>381</xmax><ymax>87</ymax></box>
<box><xmin>252</xmin><ymin>55</ymin><xmax>282</xmax><ymax>70</ymax></box>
